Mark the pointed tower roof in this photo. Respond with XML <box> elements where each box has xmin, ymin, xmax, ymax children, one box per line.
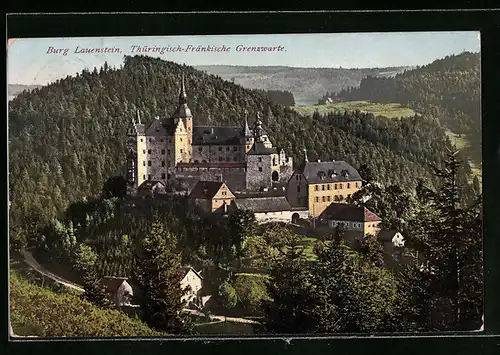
<box><xmin>303</xmin><ymin>148</ymin><xmax>309</xmax><ymax>162</ymax></box>
<box><xmin>171</xmin><ymin>73</ymin><xmax>192</xmax><ymax>119</ymax></box>
<box><xmin>244</xmin><ymin>114</ymin><xmax>253</xmax><ymax>137</ymax></box>
<box><xmin>136</xmin><ymin>110</ymin><xmax>141</xmax><ymax>124</ymax></box>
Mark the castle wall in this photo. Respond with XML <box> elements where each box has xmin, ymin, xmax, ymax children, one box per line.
<box><xmin>286</xmin><ymin>172</ymin><xmax>308</xmax><ymax>207</ymax></box>
<box><xmin>246</xmin><ymin>155</ymin><xmax>273</xmax><ymax>191</ymax></box>
<box><xmin>135</xmin><ymin>135</ymin><xmax>147</xmax><ymax>187</ymax></box>
<box><xmin>143</xmin><ymin>134</ymin><xmax>169</xmax><ymax>181</ymax></box>
<box><xmin>192</xmin><ymin>144</ymin><xmax>245</xmax><ymax>163</ymax></box>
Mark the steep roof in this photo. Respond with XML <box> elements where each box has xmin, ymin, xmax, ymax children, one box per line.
<box><xmin>234</xmin><ymin>196</ymin><xmax>291</xmax><ymax>213</ymax></box>
<box><xmin>320</xmin><ymin>203</ymin><xmax>382</xmax><ymax>222</ymax></box>
<box><xmin>137</xmin><ymin>180</ymin><xmax>165</xmax><ymax>190</ymax></box>
<box><xmin>181</xmin><ymin>266</ymin><xmax>203</xmax><ymax>280</ymax></box>
<box><xmin>301</xmin><ymin>161</ymin><xmax>362</xmax><ymax>184</ymax></box>
<box><xmin>188</xmin><ymin>181</ymin><xmax>232</xmax><ymax>199</ymax></box>
<box><xmin>246</xmin><ymin>141</ymin><xmax>277</xmax><ymax>155</ymax></box>
<box><xmin>192</xmin><ymin>126</ymin><xmax>242</xmax><ymax>145</ymax></box>
<box><xmin>101</xmin><ymin>277</ymin><xmax>129</xmax><ymax>293</ymax></box>
<box><xmin>377</xmin><ymin>229</ymin><xmax>402</xmax><ymax>242</ymax></box>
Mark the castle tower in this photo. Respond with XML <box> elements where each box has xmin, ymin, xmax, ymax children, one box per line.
<box><xmin>126</xmin><ymin>111</ymin><xmax>146</xmax><ymax>190</ymax></box>
<box><xmin>253</xmin><ymin>113</ymin><xmax>273</xmax><ymax>148</ymax></box>
<box><xmin>244</xmin><ymin>113</ymin><xmax>254</xmax><ymax>153</ymax></box>
<box><xmin>171</xmin><ymin>73</ymin><xmax>193</xmax><ymax>163</ymax></box>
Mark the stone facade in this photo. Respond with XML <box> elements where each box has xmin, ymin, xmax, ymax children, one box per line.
<box><xmin>125</xmin><ymin>74</ymin><xmax>293</xmax><ymax>195</ymax></box>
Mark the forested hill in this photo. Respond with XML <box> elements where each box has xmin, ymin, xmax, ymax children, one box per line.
<box><xmin>335</xmin><ymin>52</ymin><xmax>481</xmax><ymax>162</ymax></box>
<box><xmin>9</xmin><ymin>55</ymin><xmax>459</xmax><ymax>227</ymax></box>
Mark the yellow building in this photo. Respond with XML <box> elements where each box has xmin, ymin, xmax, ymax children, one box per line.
<box><xmin>286</xmin><ymin>157</ymin><xmax>363</xmax><ymax>217</ymax></box>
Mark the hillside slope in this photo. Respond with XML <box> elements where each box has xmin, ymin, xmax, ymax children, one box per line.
<box><xmin>335</xmin><ymin>52</ymin><xmax>481</xmax><ymax>163</ymax></box>
<box><xmin>8</xmin><ymin>56</ymin><xmax>450</xmax><ymax>228</ymax></box>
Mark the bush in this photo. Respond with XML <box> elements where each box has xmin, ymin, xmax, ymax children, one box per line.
<box><xmin>217</xmin><ymin>281</ymin><xmax>237</xmax><ymax>309</ymax></box>
<box><xmin>233</xmin><ymin>275</ymin><xmax>270</xmax><ymax>311</ymax></box>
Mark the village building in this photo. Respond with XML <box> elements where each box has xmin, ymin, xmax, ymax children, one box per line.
<box><xmin>136</xmin><ymin>180</ymin><xmax>166</xmax><ymax>198</ymax></box>
<box><xmin>100</xmin><ymin>277</ymin><xmax>134</xmax><ymax>307</ymax></box>
<box><xmin>319</xmin><ymin>203</ymin><xmax>382</xmax><ymax>237</ymax></box>
<box><xmin>125</xmin><ymin>74</ymin><xmax>294</xmax><ymax>195</ymax></box>
<box><xmin>287</xmin><ymin>153</ymin><xmax>363</xmax><ymax>217</ymax></box>
<box><xmin>180</xmin><ymin>267</ymin><xmax>206</xmax><ymax>307</ymax></box>
<box><xmin>187</xmin><ymin>181</ymin><xmax>235</xmax><ymax>214</ymax></box>
<box><xmin>232</xmin><ymin>195</ymin><xmax>307</xmax><ymax>224</ymax></box>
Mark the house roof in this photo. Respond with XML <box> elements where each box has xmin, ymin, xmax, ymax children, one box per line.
<box><xmin>320</xmin><ymin>203</ymin><xmax>382</xmax><ymax>222</ymax></box>
<box><xmin>181</xmin><ymin>266</ymin><xmax>203</xmax><ymax>280</ymax></box>
<box><xmin>246</xmin><ymin>141</ymin><xmax>277</xmax><ymax>155</ymax></box>
<box><xmin>192</xmin><ymin>125</ymin><xmax>243</xmax><ymax>145</ymax></box>
<box><xmin>234</xmin><ymin>196</ymin><xmax>291</xmax><ymax>213</ymax></box>
<box><xmin>188</xmin><ymin>181</ymin><xmax>232</xmax><ymax>199</ymax></box>
<box><xmin>137</xmin><ymin>180</ymin><xmax>165</xmax><ymax>190</ymax></box>
<box><xmin>377</xmin><ymin>229</ymin><xmax>402</xmax><ymax>242</ymax></box>
<box><xmin>101</xmin><ymin>277</ymin><xmax>129</xmax><ymax>293</ymax></box>
<box><xmin>301</xmin><ymin>161</ymin><xmax>362</xmax><ymax>184</ymax></box>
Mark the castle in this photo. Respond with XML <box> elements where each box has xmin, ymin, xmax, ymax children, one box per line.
<box><xmin>125</xmin><ymin>74</ymin><xmax>294</xmax><ymax>194</ymax></box>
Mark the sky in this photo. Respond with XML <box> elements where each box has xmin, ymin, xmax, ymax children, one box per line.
<box><xmin>8</xmin><ymin>32</ymin><xmax>480</xmax><ymax>86</ymax></box>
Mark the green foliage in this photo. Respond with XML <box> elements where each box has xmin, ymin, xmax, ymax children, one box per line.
<box><xmin>233</xmin><ymin>275</ymin><xmax>270</xmax><ymax>311</ymax></box>
<box><xmin>217</xmin><ymin>281</ymin><xmax>237</xmax><ymax>309</ymax></box>
<box><xmin>9</xmin><ymin>271</ymin><xmax>162</xmax><ymax>337</ymax></box>
<box><xmin>262</xmin><ymin>235</ymin><xmax>316</xmax><ymax>333</ymax></box>
<box><xmin>134</xmin><ymin>222</ymin><xmax>194</xmax><ymax>334</ymax></box>
<box><xmin>228</xmin><ymin>209</ymin><xmax>257</xmax><ymax>268</ymax></box>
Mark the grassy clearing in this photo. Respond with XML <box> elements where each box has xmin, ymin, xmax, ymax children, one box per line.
<box><xmin>445</xmin><ymin>129</ymin><xmax>470</xmax><ymax>150</ymax></box>
<box><xmin>292</xmin><ymin>101</ymin><xmax>416</xmax><ymax>119</ymax></box>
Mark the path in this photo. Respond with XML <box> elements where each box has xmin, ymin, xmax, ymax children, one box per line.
<box><xmin>18</xmin><ymin>249</ymin><xmax>260</xmax><ymax>325</ymax></box>
<box><xmin>19</xmin><ymin>248</ymin><xmax>85</xmax><ymax>293</ymax></box>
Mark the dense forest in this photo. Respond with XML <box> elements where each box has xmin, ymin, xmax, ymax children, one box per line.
<box><xmin>8</xmin><ymin>55</ymin><xmax>453</xmax><ymax>232</ymax></box>
<box><xmin>334</xmin><ymin>52</ymin><xmax>481</xmax><ymax>163</ymax></box>
<box><xmin>253</xmin><ymin>88</ymin><xmax>295</xmax><ymax>106</ymax></box>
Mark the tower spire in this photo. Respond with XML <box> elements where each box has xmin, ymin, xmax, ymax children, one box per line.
<box><xmin>136</xmin><ymin>110</ymin><xmax>141</xmax><ymax>124</ymax></box>
<box><xmin>244</xmin><ymin>111</ymin><xmax>252</xmax><ymax>137</ymax></box>
<box><xmin>303</xmin><ymin>148</ymin><xmax>309</xmax><ymax>162</ymax></box>
<box><xmin>179</xmin><ymin>73</ymin><xmax>187</xmax><ymax>104</ymax></box>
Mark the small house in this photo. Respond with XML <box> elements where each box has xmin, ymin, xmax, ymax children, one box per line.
<box><xmin>100</xmin><ymin>277</ymin><xmax>134</xmax><ymax>307</ymax></box>
<box><xmin>232</xmin><ymin>195</ymin><xmax>306</xmax><ymax>224</ymax></box>
<box><xmin>187</xmin><ymin>181</ymin><xmax>235</xmax><ymax>214</ymax></box>
<box><xmin>136</xmin><ymin>180</ymin><xmax>166</xmax><ymax>198</ymax></box>
<box><xmin>180</xmin><ymin>267</ymin><xmax>204</xmax><ymax>306</ymax></box>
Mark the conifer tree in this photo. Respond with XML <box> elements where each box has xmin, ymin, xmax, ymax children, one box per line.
<box><xmin>133</xmin><ymin>222</ymin><xmax>194</xmax><ymax>334</ymax></box>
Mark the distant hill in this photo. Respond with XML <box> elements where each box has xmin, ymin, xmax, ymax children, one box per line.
<box><xmin>195</xmin><ymin>65</ymin><xmax>412</xmax><ymax>106</ymax></box>
<box><xmin>335</xmin><ymin>52</ymin><xmax>481</xmax><ymax>165</ymax></box>
<box><xmin>8</xmin><ymin>84</ymin><xmax>42</xmax><ymax>101</ymax></box>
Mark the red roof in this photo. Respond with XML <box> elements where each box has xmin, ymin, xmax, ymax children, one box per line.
<box><xmin>188</xmin><ymin>181</ymin><xmax>233</xmax><ymax>199</ymax></box>
<box><xmin>320</xmin><ymin>203</ymin><xmax>382</xmax><ymax>222</ymax></box>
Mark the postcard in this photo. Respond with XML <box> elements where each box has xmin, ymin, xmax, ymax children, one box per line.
<box><xmin>7</xmin><ymin>31</ymin><xmax>483</xmax><ymax>338</ymax></box>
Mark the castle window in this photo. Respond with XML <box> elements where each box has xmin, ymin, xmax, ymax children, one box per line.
<box><xmin>148</xmin><ymin>175</ymin><xmax>151</xmax><ymax>180</ymax></box>
<box><xmin>149</xmin><ymin>139</ymin><xmax>152</xmax><ymax>142</ymax></box>
<box><xmin>322</xmin><ymin>196</ymin><xmax>326</xmax><ymax>202</ymax></box>
<box><xmin>148</xmin><ymin>149</ymin><xmax>151</xmax><ymax>154</ymax></box>
<box><xmin>143</xmin><ymin>175</ymin><xmax>146</xmax><ymax>180</ymax></box>
<box><xmin>297</xmin><ymin>185</ymin><xmax>301</xmax><ymax>193</ymax></box>
<box><xmin>148</xmin><ymin>161</ymin><xmax>151</xmax><ymax>166</ymax></box>
<box><xmin>168</xmin><ymin>150</ymin><xmax>171</xmax><ymax>155</ymax></box>
<box><xmin>327</xmin><ymin>196</ymin><xmax>331</xmax><ymax>202</ymax></box>
<box><xmin>219</xmin><ymin>157</ymin><xmax>223</xmax><ymax>161</ymax></box>
<box><xmin>315</xmin><ymin>185</ymin><xmax>319</xmax><ymax>191</ymax></box>
<box><xmin>160</xmin><ymin>139</ymin><xmax>164</xmax><ymax>142</ymax></box>
<box><xmin>180</xmin><ymin>149</ymin><xmax>183</xmax><ymax>154</ymax></box>
<box><xmin>199</xmin><ymin>147</ymin><xmax>203</xmax><ymax>152</ymax></box>
<box><xmin>226</xmin><ymin>147</ymin><xmax>230</xmax><ymax>151</ymax></box>
<box><xmin>322</xmin><ymin>185</ymin><xmax>325</xmax><ymax>191</ymax></box>
<box><xmin>143</xmin><ymin>161</ymin><xmax>146</xmax><ymax>166</ymax></box>
<box><xmin>233</xmin><ymin>146</ymin><xmax>237</xmax><ymax>151</ymax></box>
<box><xmin>347</xmin><ymin>183</ymin><xmax>351</xmax><ymax>188</ymax></box>
<box><xmin>141</xmin><ymin>139</ymin><xmax>143</xmax><ymax>142</ymax></box>
<box><xmin>258</xmin><ymin>157</ymin><xmax>262</xmax><ymax>162</ymax></box>
<box><xmin>161</xmin><ymin>149</ymin><xmax>165</xmax><ymax>155</ymax></box>
<box><xmin>334</xmin><ymin>184</ymin><xmax>338</xmax><ymax>189</ymax></box>
<box><xmin>258</xmin><ymin>167</ymin><xmax>263</xmax><ymax>172</ymax></box>
<box><xmin>143</xmin><ymin>150</ymin><xmax>146</xmax><ymax>154</ymax></box>
<box><xmin>161</xmin><ymin>173</ymin><xmax>166</xmax><ymax>179</ymax></box>
<box><xmin>296</xmin><ymin>175</ymin><xmax>299</xmax><ymax>181</ymax></box>
<box><xmin>218</xmin><ymin>147</ymin><xmax>222</xmax><ymax>151</ymax></box>
<box><xmin>315</xmin><ymin>197</ymin><xmax>319</xmax><ymax>203</ymax></box>
<box><xmin>161</xmin><ymin>161</ymin><xmax>165</xmax><ymax>167</ymax></box>
<box><xmin>180</xmin><ymin>138</ymin><xmax>183</xmax><ymax>142</ymax></box>
<box><xmin>327</xmin><ymin>184</ymin><xmax>331</xmax><ymax>190</ymax></box>
<box><xmin>339</xmin><ymin>183</ymin><xmax>343</xmax><ymax>189</ymax></box>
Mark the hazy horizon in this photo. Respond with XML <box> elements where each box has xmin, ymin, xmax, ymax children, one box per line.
<box><xmin>8</xmin><ymin>32</ymin><xmax>480</xmax><ymax>86</ymax></box>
